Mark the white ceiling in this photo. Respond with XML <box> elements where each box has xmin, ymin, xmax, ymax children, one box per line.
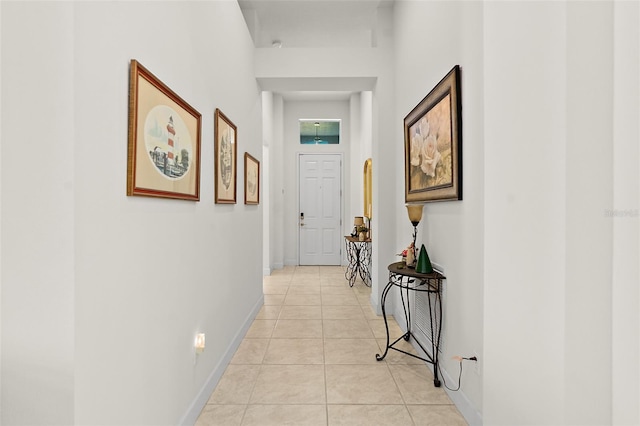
<box><xmin>238</xmin><ymin>0</ymin><xmax>392</xmax><ymax>49</ymax></box>
<box><xmin>238</xmin><ymin>0</ymin><xmax>393</xmax><ymax>100</ymax></box>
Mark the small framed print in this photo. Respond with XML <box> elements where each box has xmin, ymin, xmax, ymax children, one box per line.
<box><xmin>214</xmin><ymin>108</ymin><xmax>237</xmax><ymax>204</ymax></box>
<box><xmin>244</xmin><ymin>153</ymin><xmax>260</xmax><ymax>205</ymax></box>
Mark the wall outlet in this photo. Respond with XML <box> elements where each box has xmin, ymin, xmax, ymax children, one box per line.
<box><xmin>473</xmin><ymin>350</ymin><xmax>480</xmax><ymax>375</ymax></box>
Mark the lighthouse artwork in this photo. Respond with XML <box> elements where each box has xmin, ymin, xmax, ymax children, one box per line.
<box><xmin>144</xmin><ymin>105</ymin><xmax>192</xmax><ymax>180</ymax></box>
<box><xmin>127</xmin><ymin>60</ymin><xmax>201</xmax><ymax>201</ymax></box>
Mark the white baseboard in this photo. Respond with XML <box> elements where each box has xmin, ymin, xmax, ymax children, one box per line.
<box><xmin>179</xmin><ymin>295</ymin><xmax>264</xmax><ymax>425</ymax></box>
<box><xmin>284</xmin><ymin>258</ymin><xmax>297</xmax><ymax>266</ymax></box>
<box><xmin>273</xmin><ymin>262</ymin><xmax>284</xmax><ymax>269</ymax></box>
<box><xmin>263</xmin><ymin>266</ymin><xmax>272</xmax><ymax>276</ymax></box>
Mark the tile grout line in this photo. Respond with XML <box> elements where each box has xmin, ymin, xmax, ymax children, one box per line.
<box><xmin>244</xmin><ymin>271</ymin><xmax>290</xmax><ymax>424</ymax></box>
<box><xmin>321</xmin><ymin>285</ymin><xmax>329</xmax><ymax>426</ymax></box>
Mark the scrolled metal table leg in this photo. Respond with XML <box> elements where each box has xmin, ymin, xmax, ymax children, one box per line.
<box><xmin>358</xmin><ymin>241</ymin><xmax>372</xmax><ymax>287</ymax></box>
<box><xmin>344</xmin><ymin>239</ymin><xmax>358</xmax><ymax>287</ymax></box>
<box><xmin>375</xmin><ymin>279</ymin><xmax>395</xmax><ymax>361</ymax></box>
<box><xmin>399</xmin><ymin>277</ymin><xmax>413</xmax><ymax>341</ymax></box>
<box><xmin>427</xmin><ymin>279</ymin><xmax>443</xmax><ymax>387</ymax></box>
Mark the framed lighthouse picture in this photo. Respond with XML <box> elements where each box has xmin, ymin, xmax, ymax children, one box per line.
<box><xmin>127</xmin><ymin>59</ymin><xmax>202</xmax><ymax>201</ymax></box>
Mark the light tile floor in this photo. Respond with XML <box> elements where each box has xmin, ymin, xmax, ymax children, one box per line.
<box><xmin>196</xmin><ymin>266</ymin><xmax>467</xmax><ymax>426</ymax></box>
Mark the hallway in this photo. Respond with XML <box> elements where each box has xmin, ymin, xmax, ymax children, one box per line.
<box><xmin>196</xmin><ymin>266</ymin><xmax>466</xmax><ymax>425</ymax></box>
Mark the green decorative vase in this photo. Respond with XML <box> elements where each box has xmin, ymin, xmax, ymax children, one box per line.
<box><xmin>415</xmin><ymin>244</ymin><xmax>433</xmax><ymax>274</ymax></box>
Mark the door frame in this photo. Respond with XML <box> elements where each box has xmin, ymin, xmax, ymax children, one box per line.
<box><xmin>296</xmin><ymin>152</ymin><xmax>345</xmax><ymax>266</ymax></box>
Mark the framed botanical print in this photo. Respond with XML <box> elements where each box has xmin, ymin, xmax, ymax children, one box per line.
<box><xmin>214</xmin><ymin>108</ymin><xmax>237</xmax><ymax>204</ymax></box>
<box><xmin>244</xmin><ymin>153</ymin><xmax>260</xmax><ymax>205</ymax></box>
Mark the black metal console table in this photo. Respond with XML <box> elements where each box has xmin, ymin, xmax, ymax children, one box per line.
<box><xmin>344</xmin><ymin>236</ymin><xmax>371</xmax><ymax>287</ymax></box>
<box><xmin>376</xmin><ymin>262</ymin><xmax>445</xmax><ymax>387</ymax></box>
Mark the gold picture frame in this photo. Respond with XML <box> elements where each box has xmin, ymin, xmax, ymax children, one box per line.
<box><xmin>127</xmin><ymin>60</ymin><xmax>202</xmax><ymax>200</ymax></box>
<box><xmin>244</xmin><ymin>153</ymin><xmax>260</xmax><ymax>205</ymax></box>
<box><xmin>214</xmin><ymin>108</ymin><xmax>237</xmax><ymax>204</ymax></box>
<box><xmin>404</xmin><ymin>65</ymin><xmax>462</xmax><ymax>203</ymax></box>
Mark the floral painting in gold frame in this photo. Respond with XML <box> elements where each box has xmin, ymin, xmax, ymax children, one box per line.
<box><xmin>127</xmin><ymin>60</ymin><xmax>202</xmax><ymax>201</ymax></box>
<box><xmin>404</xmin><ymin>65</ymin><xmax>462</xmax><ymax>203</ymax></box>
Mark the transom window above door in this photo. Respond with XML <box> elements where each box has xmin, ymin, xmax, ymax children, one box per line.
<box><xmin>299</xmin><ymin>119</ymin><xmax>341</xmax><ymax>145</ymax></box>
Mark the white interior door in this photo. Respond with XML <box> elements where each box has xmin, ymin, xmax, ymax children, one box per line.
<box><xmin>299</xmin><ymin>154</ymin><xmax>342</xmax><ymax>265</ymax></box>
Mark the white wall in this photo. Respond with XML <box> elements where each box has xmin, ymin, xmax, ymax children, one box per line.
<box><xmin>271</xmin><ymin>95</ymin><xmax>285</xmax><ymax>270</ymax></box>
<box><xmin>483</xmin><ymin>3</ymin><xmax>568</xmax><ymax>423</ymax></box>
<box><xmin>612</xmin><ymin>2</ymin><xmax>640</xmax><ymax>424</ymax></box>
<box><xmin>565</xmin><ymin>3</ymin><xmax>614</xmax><ymax>422</ymax></box>
<box><xmin>1</xmin><ymin>3</ymin><xmax>76</xmax><ymax>424</ymax></box>
<box><xmin>0</xmin><ymin>3</ymin><xmax>2</xmax><ymax>420</ymax></box>
<box><xmin>369</xmin><ymin>45</ymin><xmax>397</xmax><ymax>316</ymax></box>
<box><xmin>1</xmin><ymin>1</ymin><xmax>262</xmax><ymax>424</ymax></box>
<box><xmin>262</xmin><ymin>92</ymin><xmax>273</xmax><ymax>274</ymax></box>
<box><xmin>393</xmin><ymin>1</ymin><xmax>484</xmax><ymax>423</ymax></box>
<box><xmin>360</xmin><ymin>92</ymin><xmax>373</xmax><ymax>163</ymax></box>
<box><xmin>349</xmin><ymin>93</ymin><xmax>363</xmax><ymax>223</ymax></box>
<box><xmin>349</xmin><ymin>92</ymin><xmax>374</xmax><ymax>226</ymax></box>
<box><xmin>483</xmin><ymin>1</ymin><xmax>639</xmax><ymax>425</ymax></box>
<box><xmin>262</xmin><ymin>93</ymin><xmax>285</xmax><ymax>271</ymax></box>
<box><xmin>395</xmin><ymin>1</ymin><xmax>640</xmax><ymax>425</ymax></box>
